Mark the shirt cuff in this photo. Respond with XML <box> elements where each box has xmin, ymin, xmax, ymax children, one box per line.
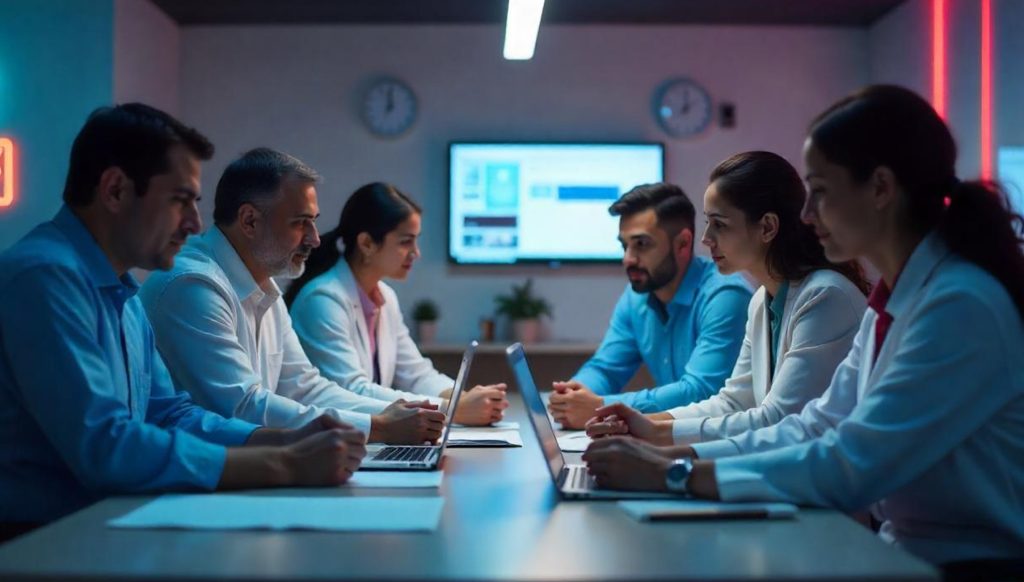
<box><xmin>690</xmin><ymin>438</ymin><xmax>743</xmax><ymax>460</ymax></box>
<box><xmin>671</xmin><ymin>417</ymin><xmax>705</xmax><ymax>445</ymax></box>
<box><xmin>601</xmin><ymin>392</ymin><xmax>631</xmax><ymax>406</ymax></box>
<box><xmin>667</xmin><ymin>404</ymin><xmax>697</xmax><ymax>419</ymax></box>
<box><xmin>332</xmin><ymin>410</ymin><xmax>373</xmax><ymax>442</ymax></box>
<box><xmin>218</xmin><ymin>419</ymin><xmax>262</xmax><ymax>446</ymax></box>
<box><xmin>713</xmin><ymin>455</ymin><xmax>783</xmax><ymax>502</ymax></box>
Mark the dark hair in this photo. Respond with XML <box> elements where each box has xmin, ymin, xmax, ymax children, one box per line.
<box><xmin>283</xmin><ymin>182</ymin><xmax>421</xmax><ymax>307</ymax></box>
<box><xmin>63</xmin><ymin>103</ymin><xmax>214</xmax><ymax>206</ymax></box>
<box><xmin>213</xmin><ymin>147</ymin><xmax>321</xmax><ymax>226</ymax></box>
<box><xmin>810</xmin><ymin>84</ymin><xmax>1024</xmax><ymax>317</ymax></box>
<box><xmin>608</xmin><ymin>182</ymin><xmax>696</xmax><ymax>236</ymax></box>
<box><xmin>709</xmin><ymin>151</ymin><xmax>871</xmax><ymax>295</ymax></box>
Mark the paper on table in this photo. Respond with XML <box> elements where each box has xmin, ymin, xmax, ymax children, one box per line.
<box><xmin>108</xmin><ymin>495</ymin><xmax>444</xmax><ymax>532</ymax></box>
<box><xmin>451</xmin><ymin>421</ymin><xmax>520</xmax><ymax>430</ymax></box>
<box><xmin>618</xmin><ymin>500</ymin><xmax>797</xmax><ymax>521</ymax></box>
<box><xmin>557</xmin><ymin>432</ymin><xmax>592</xmax><ymax>452</ymax></box>
<box><xmin>447</xmin><ymin>428</ymin><xmax>523</xmax><ymax>447</ymax></box>
<box><xmin>346</xmin><ymin>470</ymin><xmax>443</xmax><ymax>488</ymax></box>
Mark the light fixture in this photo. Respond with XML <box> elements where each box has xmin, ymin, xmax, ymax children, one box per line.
<box><xmin>0</xmin><ymin>137</ymin><xmax>13</xmax><ymax>208</ymax></box>
<box><xmin>503</xmin><ymin>0</ymin><xmax>545</xmax><ymax>60</ymax></box>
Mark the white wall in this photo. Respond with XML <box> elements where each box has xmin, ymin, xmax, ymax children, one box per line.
<box><xmin>179</xmin><ymin>24</ymin><xmax>867</xmax><ymax>342</ymax></box>
<box><xmin>114</xmin><ymin>0</ymin><xmax>180</xmax><ymax>114</ymax></box>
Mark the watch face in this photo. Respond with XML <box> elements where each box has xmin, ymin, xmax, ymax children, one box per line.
<box><xmin>363</xmin><ymin>79</ymin><xmax>417</xmax><ymax>137</ymax></box>
<box><xmin>654</xmin><ymin>79</ymin><xmax>712</xmax><ymax>138</ymax></box>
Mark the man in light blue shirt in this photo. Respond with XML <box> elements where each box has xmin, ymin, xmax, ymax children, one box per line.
<box><xmin>0</xmin><ymin>105</ymin><xmax>366</xmax><ymax>534</ymax></box>
<box><xmin>140</xmin><ymin>148</ymin><xmax>446</xmax><ymax>444</ymax></box>
<box><xmin>549</xmin><ymin>183</ymin><xmax>751</xmax><ymax>427</ymax></box>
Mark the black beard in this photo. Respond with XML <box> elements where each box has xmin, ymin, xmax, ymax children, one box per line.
<box><xmin>627</xmin><ymin>253</ymin><xmax>677</xmax><ymax>293</ymax></box>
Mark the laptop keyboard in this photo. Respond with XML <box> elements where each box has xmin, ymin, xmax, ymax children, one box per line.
<box><xmin>372</xmin><ymin>446</ymin><xmax>434</xmax><ymax>462</ymax></box>
<box><xmin>569</xmin><ymin>466</ymin><xmax>597</xmax><ymax>490</ymax></box>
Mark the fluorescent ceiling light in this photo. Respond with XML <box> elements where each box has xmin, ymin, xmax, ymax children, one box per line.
<box><xmin>503</xmin><ymin>0</ymin><xmax>545</xmax><ymax>60</ymax></box>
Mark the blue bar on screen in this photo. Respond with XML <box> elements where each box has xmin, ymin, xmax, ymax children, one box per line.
<box><xmin>557</xmin><ymin>186</ymin><xmax>619</xmax><ymax>201</ymax></box>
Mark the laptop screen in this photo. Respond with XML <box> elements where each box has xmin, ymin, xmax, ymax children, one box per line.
<box><xmin>437</xmin><ymin>340</ymin><xmax>477</xmax><ymax>449</ymax></box>
<box><xmin>506</xmin><ymin>343</ymin><xmax>566</xmax><ymax>483</ymax></box>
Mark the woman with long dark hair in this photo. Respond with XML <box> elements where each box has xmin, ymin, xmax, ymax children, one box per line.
<box><xmin>285</xmin><ymin>182</ymin><xmax>508</xmax><ymax>426</ymax></box>
<box><xmin>584</xmin><ymin>85</ymin><xmax>1024</xmax><ymax>565</ymax></box>
<box><xmin>586</xmin><ymin>151</ymin><xmax>869</xmax><ymax>446</ymax></box>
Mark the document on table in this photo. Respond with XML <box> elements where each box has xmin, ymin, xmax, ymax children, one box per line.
<box><xmin>557</xmin><ymin>431</ymin><xmax>592</xmax><ymax>452</ymax></box>
<box><xmin>451</xmin><ymin>421</ymin><xmax>520</xmax><ymax>430</ymax></box>
<box><xmin>346</xmin><ymin>470</ymin><xmax>443</xmax><ymax>488</ymax></box>
<box><xmin>108</xmin><ymin>495</ymin><xmax>445</xmax><ymax>532</ymax></box>
<box><xmin>618</xmin><ymin>500</ymin><xmax>798</xmax><ymax>522</ymax></box>
<box><xmin>447</xmin><ymin>427</ymin><xmax>523</xmax><ymax>447</ymax></box>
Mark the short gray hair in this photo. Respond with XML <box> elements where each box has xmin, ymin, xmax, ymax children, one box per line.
<box><xmin>213</xmin><ymin>147</ymin><xmax>321</xmax><ymax>225</ymax></box>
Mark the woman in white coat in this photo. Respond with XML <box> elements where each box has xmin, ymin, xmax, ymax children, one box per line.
<box><xmin>284</xmin><ymin>183</ymin><xmax>508</xmax><ymax>426</ymax></box>
<box><xmin>586</xmin><ymin>151</ymin><xmax>870</xmax><ymax>446</ymax></box>
<box><xmin>583</xmin><ymin>86</ymin><xmax>1024</xmax><ymax>568</ymax></box>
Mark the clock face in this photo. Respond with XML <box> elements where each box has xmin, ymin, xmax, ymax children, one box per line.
<box><xmin>654</xmin><ymin>79</ymin><xmax>712</xmax><ymax>138</ymax></box>
<box><xmin>362</xmin><ymin>79</ymin><xmax>417</xmax><ymax>137</ymax></box>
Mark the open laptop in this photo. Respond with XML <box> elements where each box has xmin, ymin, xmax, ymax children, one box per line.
<box><xmin>361</xmin><ymin>341</ymin><xmax>477</xmax><ymax>470</ymax></box>
<box><xmin>506</xmin><ymin>342</ymin><xmax>677</xmax><ymax>500</ymax></box>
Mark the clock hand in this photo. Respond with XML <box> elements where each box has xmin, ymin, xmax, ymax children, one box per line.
<box><xmin>386</xmin><ymin>87</ymin><xmax>394</xmax><ymax>113</ymax></box>
<box><xmin>680</xmin><ymin>90</ymin><xmax>691</xmax><ymax>115</ymax></box>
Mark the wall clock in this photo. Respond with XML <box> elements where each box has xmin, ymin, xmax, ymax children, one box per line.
<box><xmin>362</xmin><ymin>78</ymin><xmax>417</xmax><ymax>138</ymax></box>
<box><xmin>653</xmin><ymin>78</ymin><xmax>713</xmax><ymax>138</ymax></box>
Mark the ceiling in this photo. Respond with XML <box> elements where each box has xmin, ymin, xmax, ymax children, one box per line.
<box><xmin>152</xmin><ymin>0</ymin><xmax>906</xmax><ymax>27</ymax></box>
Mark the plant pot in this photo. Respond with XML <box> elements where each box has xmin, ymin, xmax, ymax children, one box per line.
<box><xmin>512</xmin><ymin>318</ymin><xmax>541</xmax><ymax>344</ymax></box>
<box><xmin>416</xmin><ymin>321</ymin><xmax>438</xmax><ymax>344</ymax></box>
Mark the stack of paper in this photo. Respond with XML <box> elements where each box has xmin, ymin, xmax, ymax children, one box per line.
<box><xmin>108</xmin><ymin>495</ymin><xmax>445</xmax><ymax>531</ymax></box>
<box><xmin>346</xmin><ymin>470</ymin><xmax>443</xmax><ymax>488</ymax></box>
<box><xmin>618</xmin><ymin>500</ymin><xmax>798</xmax><ymax>521</ymax></box>
<box><xmin>447</xmin><ymin>421</ymin><xmax>523</xmax><ymax>447</ymax></box>
<box><xmin>557</xmin><ymin>431</ymin><xmax>592</xmax><ymax>452</ymax></box>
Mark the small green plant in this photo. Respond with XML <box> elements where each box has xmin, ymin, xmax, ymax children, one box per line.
<box><xmin>411</xmin><ymin>299</ymin><xmax>439</xmax><ymax>322</ymax></box>
<box><xmin>494</xmin><ymin>279</ymin><xmax>552</xmax><ymax>321</ymax></box>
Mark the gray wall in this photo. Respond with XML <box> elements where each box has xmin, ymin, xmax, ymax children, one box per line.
<box><xmin>179</xmin><ymin>24</ymin><xmax>867</xmax><ymax>342</ymax></box>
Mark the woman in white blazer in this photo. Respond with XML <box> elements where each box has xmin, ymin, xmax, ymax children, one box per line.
<box><xmin>583</xmin><ymin>86</ymin><xmax>1024</xmax><ymax>567</ymax></box>
<box><xmin>284</xmin><ymin>183</ymin><xmax>509</xmax><ymax>426</ymax></box>
<box><xmin>586</xmin><ymin>151</ymin><xmax>870</xmax><ymax>446</ymax></box>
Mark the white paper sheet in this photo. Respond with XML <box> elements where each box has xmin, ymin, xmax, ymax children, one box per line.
<box><xmin>346</xmin><ymin>470</ymin><xmax>443</xmax><ymax>488</ymax></box>
<box><xmin>557</xmin><ymin>431</ymin><xmax>592</xmax><ymax>452</ymax></box>
<box><xmin>108</xmin><ymin>495</ymin><xmax>444</xmax><ymax>531</ymax></box>
<box><xmin>447</xmin><ymin>428</ymin><xmax>523</xmax><ymax>447</ymax></box>
<box><xmin>451</xmin><ymin>421</ymin><xmax>520</xmax><ymax>430</ymax></box>
<box><xmin>618</xmin><ymin>500</ymin><xmax>797</xmax><ymax>521</ymax></box>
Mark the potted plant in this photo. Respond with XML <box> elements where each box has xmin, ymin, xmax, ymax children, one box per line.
<box><xmin>494</xmin><ymin>279</ymin><xmax>552</xmax><ymax>344</ymax></box>
<box><xmin>411</xmin><ymin>299</ymin><xmax>440</xmax><ymax>344</ymax></box>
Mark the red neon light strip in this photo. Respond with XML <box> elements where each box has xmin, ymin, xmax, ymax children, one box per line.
<box><xmin>980</xmin><ymin>0</ymin><xmax>993</xmax><ymax>180</ymax></box>
<box><xmin>0</xmin><ymin>138</ymin><xmax>13</xmax><ymax>208</ymax></box>
<box><xmin>932</xmin><ymin>0</ymin><xmax>946</xmax><ymax>119</ymax></box>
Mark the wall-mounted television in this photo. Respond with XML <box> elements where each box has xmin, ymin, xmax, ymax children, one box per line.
<box><xmin>998</xmin><ymin>146</ymin><xmax>1024</xmax><ymax>215</ymax></box>
<box><xmin>448</xmin><ymin>142</ymin><xmax>665</xmax><ymax>265</ymax></box>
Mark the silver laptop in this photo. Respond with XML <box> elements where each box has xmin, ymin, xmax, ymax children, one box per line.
<box><xmin>361</xmin><ymin>341</ymin><xmax>476</xmax><ymax>470</ymax></box>
<box><xmin>506</xmin><ymin>342</ymin><xmax>677</xmax><ymax>500</ymax></box>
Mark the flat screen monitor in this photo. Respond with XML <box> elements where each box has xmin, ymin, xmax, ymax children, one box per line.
<box><xmin>448</xmin><ymin>142</ymin><xmax>665</xmax><ymax>264</ymax></box>
<box><xmin>998</xmin><ymin>146</ymin><xmax>1024</xmax><ymax>215</ymax></box>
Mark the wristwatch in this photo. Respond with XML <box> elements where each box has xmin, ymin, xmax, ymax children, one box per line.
<box><xmin>665</xmin><ymin>458</ymin><xmax>694</xmax><ymax>493</ymax></box>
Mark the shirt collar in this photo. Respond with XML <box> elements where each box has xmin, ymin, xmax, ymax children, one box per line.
<box><xmin>671</xmin><ymin>256</ymin><xmax>706</xmax><ymax>308</ymax></box>
<box><xmin>880</xmin><ymin>231</ymin><xmax>950</xmax><ymax>319</ymax></box>
<box><xmin>356</xmin><ymin>282</ymin><xmax>385</xmax><ymax>317</ymax></box>
<box><xmin>336</xmin><ymin>258</ymin><xmax>385</xmax><ymax>309</ymax></box>
<box><xmin>52</xmin><ymin>205</ymin><xmax>140</xmax><ymax>296</ymax></box>
<box><xmin>203</xmin><ymin>226</ymin><xmax>280</xmax><ymax>304</ymax></box>
<box><xmin>768</xmin><ymin>281</ymin><xmax>789</xmax><ymax>320</ymax></box>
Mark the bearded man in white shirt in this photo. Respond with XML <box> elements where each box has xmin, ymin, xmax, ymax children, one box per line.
<box><xmin>141</xmin><ymin>147</ymin><xmax>444</xmax><ymax>444</ymax></box>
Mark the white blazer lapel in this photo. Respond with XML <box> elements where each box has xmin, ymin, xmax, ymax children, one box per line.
<box><xmin>858</xmin><ymin>311</ymin><xmax>877</xmax><ymax>398</ymax></box>
<box><xmin>752</xmin><ymin>295</ymin><xmax>772</xmax><ymax>401</ymax></box>
<box><xmin>376</xmin><ymin>297</ymin><xmax>397</xmax><ymax>387</ymax></box>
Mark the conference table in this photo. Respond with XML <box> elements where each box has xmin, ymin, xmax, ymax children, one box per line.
<box><xmin>0</xmin><ymin>397</ymin><xmax>938</xmax><ymax>581</ymax></box>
